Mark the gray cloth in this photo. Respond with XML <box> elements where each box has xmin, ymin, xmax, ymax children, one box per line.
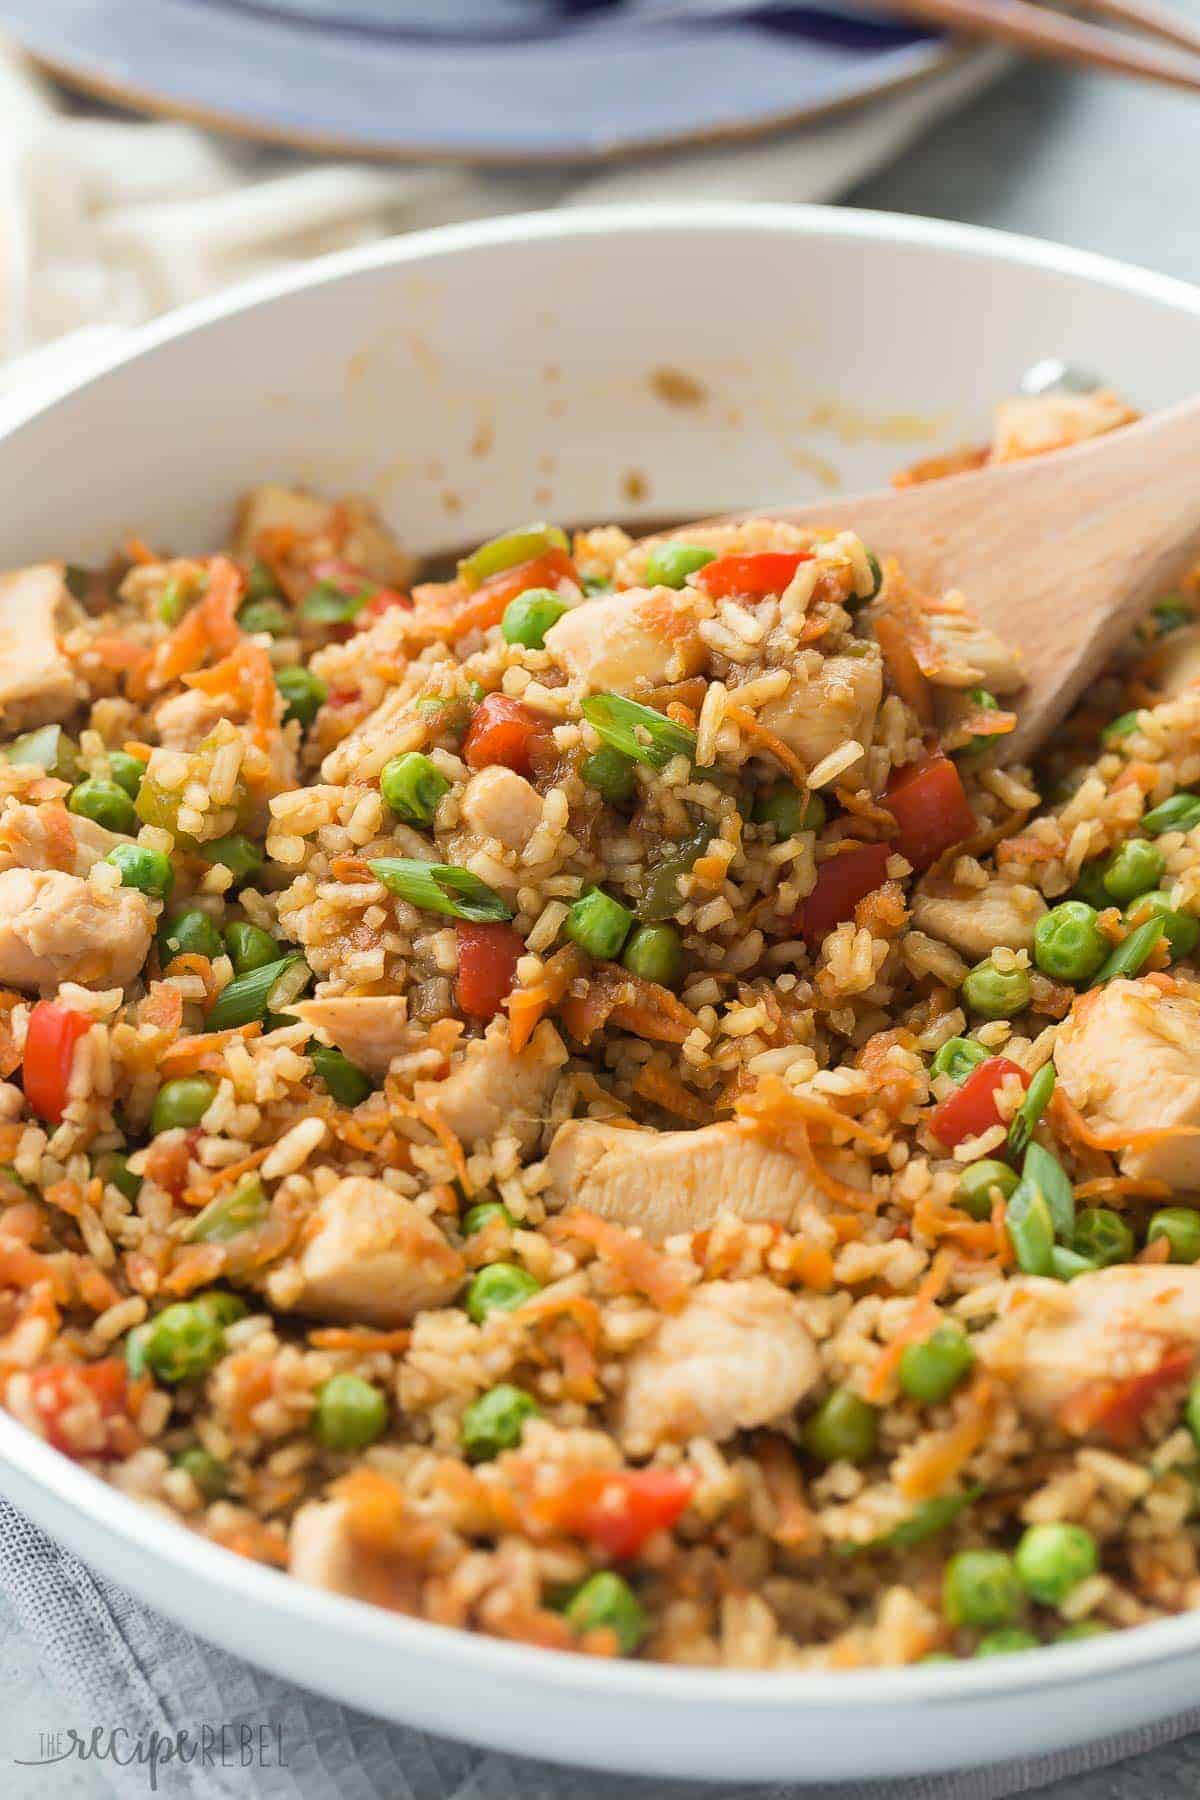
<box><xmin>3</xmin><ymin>1488</ymin><xmax>1200</xmax><ymax>1800</ymax></box>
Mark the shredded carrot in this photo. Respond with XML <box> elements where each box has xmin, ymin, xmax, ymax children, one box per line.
<box><xmin>897</xmin><ymin>1373</ymin><xmax>994</xmax><ymax>1501</ymax></box>
<box><xmin>1074</xmin><ymin>1175</ymin><xmax>1171</xmax><ymax>1201</ymax></box>
<box><xmin>958</xmin><ymin>703</ymin><xmax>1017</xmax><ymax>739</ymax></box>
<box><xmin>1137</xmin><ymin>1235</ymin><xmax>1172</xmax><ymax>1265</ymax></box>
<box><xmin>864</xmin><ymin>1249</ymin><xmax>955</xmax><ymax>1402</ymax></box>
<box><xmin>159</xmin><ymin>1022</ymin><xmax>262</xmax><ymax>1075</ymax></box>
<box><xmin>123</xmin><ymin>534</ymin><xmax>157</xmax><ymax>566</ymax></box>
<box><xmin>505</xmin><ymin>945</ymin><xmax>584</xmax><ymax>1054</ymax></box>
<box><xmin>308</xmin><ymin>1326</ymin><xmax>412</xmax><ymax>1353</ymax></box>
<box><xmin>561</xmin><ymin>963</ymin><xmax>698</xmax><ymax>1048</ymax></box>
<box><xmin>872</xmin><ymin>599</ymin><xmax>934</xmax><ymax>725</ymax></box>
<box><xmin>184</xmin><ymin>639</ymin><xmax>279</xmax><ymax>754</ymax></box>
<box><xmin>990</xmin><ymin>1194</ymin><xmax>1013</xmax><ymax>1268</ymax></box>
<box><xmin>833</xmin><ymin>787</ymin><xmax>898</xmax><ymax>831</ymax></box>
<box><xmin>395</xmin><ymin>1095</ymin><xmax>472</xmax><ymax>1194</ymax></box>
<box><xmin>754</xmin><ymin>1434</ymin><xmax>814</xmax><ymax>1546</ymax></box>
<box><xmin>735</xmin><ymin>1078</ymin><xmax>891</xmax><ymax>1155</ymax></box>
<box><xmin>182</xmin><ymin>1144</ymin><xmax>272</xmax><ymax>1208</ymax></box>
<box><xmin>121</xmin><ymin>740</ymin><xmax>154</xmax><ymax>763</ymax></box>
<box><xmin>546</xmin><ymin>1210</ymin><xmax>691</xmax><ymax>1313</ymax></box>
<box><xmin>1050</xmin><ymin>1085</ymin><xmax>1200</xmax><ymax>1154</ymax></box>
<box><xmin>163</xmin><ymin>951</ymin><xmax>220</xmax><ymax>1006</ymax></box>
<box><xmin>723</xmin><ymin>703</ymin><xmax>811</xmax><ymax>787</ymax></box>
<box><xmin>912</xmin><ymin>1192</ymin><xmax>998</xmax><ymax>1259</ymax></box>
<box><xmin>140</xmin><ymin>982</ymin><xmax>185</xmax><ymax>1037</ymax></box>
<box><xmin>631</xmin><ymin>1064</ymin><xmax>712</xmax><ymax>1124</ymax></box>
<box><xmin>155</xmin><ymin>555</ymin><xmax>243</xmax><ymax>685</ymax></box>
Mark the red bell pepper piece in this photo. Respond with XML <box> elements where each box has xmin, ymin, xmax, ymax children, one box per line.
<box><xmin>929</xmin><ymin>1055</ymin><xmax>1029</xmax><ymax>1149</ymax></box>
<box><xmin>1058</xmin><ymin>1344</ymin><xmax>1193</xmax><ymax>1446</ymax></box>
<box><xmin>887</xmin><ymin>752</ymin><xmax>975</xmax><ymax>873</ymax></box>
<box><xmin>695</xmin><ymin>550</ymin><xmax>812</xmax><ymax>601</ymax></box>
<box><xmin>795</xmin><ymin>841</ymin><xmax>891</xmax><ymax>948</ymax></box>
<box><xmin>358</xmin><ymin>587</ymin><xmax>411</xmax><ymax>623</ymax></box>
<box><xmin>456</xmin><ymin>922</ymin><xmax>525</xmax><ymax>1020</ymax></box>
<box><xmin>535</xmin><ymin>1467</ymin><xmax>696</xmax><ymax>1559</ymax></box>
<box><xmin>23</xmin><ymin>1000</ymin><xmax>93</xmax><ymax>1124</ymax></box>
<box><xmin>463</xmin><ymin>693</ymin><xmax>545</xmax><ymax>777</ymax></box>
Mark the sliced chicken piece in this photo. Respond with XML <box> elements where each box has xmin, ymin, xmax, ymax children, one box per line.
<box><xmin>0</xmin><ymin>804</ymin><xmax>129</xmax><ymax>878</ymax></box>
<box><xmin>923</xmin><ymin>610</ymin><xmax>1026</xmax><ymax>695</ymax></box>
<box><xmin>292</xmin><ymin>995</ymin><xmax>407</xmax><ymax>1079</ymax></box>
<box><xmin>290</xmin><ymin>1498</ymin><xmax>420</xmax><ymax>1610</ymax></box>
<box><xmin>1150</xmin><ymin>623</ymin><xmax>1200</xmax><ymax>700</ymax></box>
<box><xmin>0</xmin><ymin>867</ymin><xmax>153</xmax><ymax>992</ymax></box>
<box><xmin>1054</xmin><ymin>978</ymin><xmax>1200</xmax><ymax>1188</ymax></box>
<box><xmin>991</xmin><ymin>390</ymin><xmax>1137</xmax><ymax>464</ymax></box>
<box><xmin>233</xmin><ymin>485</ymin><xmax>413</xmax><ymax>587</ymax></box>
<box><xmin>0</xmin><ymin>565</ymin><xmax>83</xmax><ymax>732</ymax></box>
<box><xmin>544</xmin><ymin>587</ymin><xmax>704</xmax><ymax>693</ymax></box>
<box><xmin>413</xmin><ymin>1019</ymin><xmax>567</xmax><ymax>1154</ymax></box>
<box><xmin>290</xmin><ymin>1176</ymin><xmax>464</xmax><ymax>1327</ymax></box>
<box><xmin>546</xmin><ymin>1118</ymin><xmax>867</xmax><ymax>1241</ymax></box>
<box><xmin>976</xmin><ymin>1265</ymin><xmax>1200</xmax><ymax>1424</ymax></box>
<box><xmin>755</xmin><ymin>652</ymin><xmax>882</xmax><ymax>778</ymax></box>
<box><xmin>911</xmin><ymin>876</ymin><xmax>1046</xmax><ymax>961</ymax></box>
<box><xmin>617</xmin><ymin>1279</ymin><xmax>819</xmax><ymax>1451</ymax></box>
<box><xmin>458</xmin><ymin>767</ymin><xmax>543</xmax><ymax>852</ymax></box>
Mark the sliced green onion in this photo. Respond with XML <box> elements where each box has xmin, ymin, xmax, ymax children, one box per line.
<box><xmin>299</xmin><ymin>581</ymin><xmax>370</xmax><ymax>624</ymax></box>
<box><xmin>1141</xmin><ymin>792</ymin><xmax>1200</xmax><ymax>836</ymax></box>
<box><xmin>368</xmin><ymin>858</ymin><xmax>513</xmax><ymax>923</ymax></box>
<box><xmin>1007</xmin><ymin>1062</ymin><xmax>1057</xmax><ymax>1160</ymax></box>
<box><xmin>4</xmin><ymin>723</ymin><xmax>79</xmax><ymax>781</ymax></box>
<box><xmin>1101</xmin><ymin>711</ymin><xmax>1140</xmax><ymax>745</ymax></box>
<box><xmin>581</xmin><ymin>693</ymin><xmax>696</xmax><ymax>770</ymax></box>
<box><xmin>458</xmin><ymin>523</ymin><xmax>568</xmax><ymax>592</ymax></box>
<box><xmin>268</xmin><ymin>958</ymin><xmax>313</xmax><ymax>1014</ymax></box>
<box><xmin>207</xmin><ymin>954</ymin><xmax>304</xmax><ymax>1031</ymax></box>
<box><xmin>1006</xmin><ymin>1175</ymin><xmax>1055</xmax><ymax>1276</ymax></box>
<box><xmin>309</xmin><ymin>1041</ymin><xmax>373</xmax><ymax>1107</ymax></box>
<box><xmin>840</xmin><ymin>1487</ymin><xmax>980</xmax><ymax>1556</ymax></box>
<box><xmin>1050</xmin><ymin>1246</ymin><xmax>1100</xmax><ymax>1282</ymax></box>
<box><xmin>1091</xmin><ymin>915</ymin><xmax>1165</xmax><ymax>985</ymax></box>
<box><xmin>185</xmin><ymin>1174</ymin><xmax>269</xmax><ymax>1244</ymax></box>
<box><xmin>1022</xmin><ymin>1140</ymin><xmax>1075</xmax><ymax>1243</ymax></box>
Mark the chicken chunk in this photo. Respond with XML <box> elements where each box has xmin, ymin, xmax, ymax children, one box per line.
<box><xmin>413</xmin><ymin>1019</ymin><xmax>567</xmax><ymax>1154</ymax></box>
<box><xmin>292</xmin><ymin>996</ymin><xmax>407</xmax><ymax>1078</ymax></box>
<box><xmin>0</xmin><ymin>565</ymin><xmax>83</xmax><ymax>732</ymax></box>
<box><xmin>1054</xmin><ymin>978</ymin><xmax>1200</xmax><ymax>1188</ymax></box>
<box><xmin>458</xmin><ymin>767</ymin><xmax>543</xmax><ymax>852</ymax></box>
<box><xmin>0</xmin><ymin>804</ymin><xmax>129</xmax><ymax>878</ymax></box>
<box><xmin>991</xmin><ymin>390</ymin><xmax>1137</xmax><ymax>464</ymax></box>
<box><xmin>0</xmin><ymin>867</ymin><xmax>153</xmax><ymax>992</ymax></box>
<box><xmin>617</xmin><ymin>1279</ymin><xmax>819</xmax><ymax>1451</ymax></box>
<box><xmin>976</xmin><ymin>1265</ymin><xmax>1200</xmax><ymax>1424</ymax></box>
<box><xmin>755</xmin><ymin>652</ymin><xmax>882</xmax><ymax>778</ymax></box>
<box><xmin>233</xmin><ymin>485</ymin><xmax>413</xmax><ymax>588</ymax></box>
<box><xmin>923</xmin><ymin>610</ymin><xmax>1026</xmax><ymax>695</ymax></box>
<box><xmin>545</xmin><ymin>1118</ymin><xmax>867</xmax><ymax>1241</ymax></box>
<box><xmin>290</xmin><ymin>1498</ymin><xmax>419</xmax><ymax>1610</ymax></box>
<box><xmin>289</xmin><ymin>1176</ymin><xmax>464</xmax><ymax>1326</ymax></box>
<box><xmin>911</xmin><ymin>876</ymin><xmax>1046</xmax><ymax>960</ymax></box>
<box><xmin>543</xmin><ymin>588</ymin><xmax>704</xmax><ymax>693</ymax></box>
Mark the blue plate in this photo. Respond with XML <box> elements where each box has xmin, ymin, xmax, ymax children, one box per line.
<box><xmin>0</xmin><ymin>0</ymin><xmax>950</xmax><ymax>163</ymax></box>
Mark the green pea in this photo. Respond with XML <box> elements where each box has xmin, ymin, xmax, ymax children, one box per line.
<box><xmin>223</xmin><ymin>921</ymin><xmax>278</xmax><ymax>976</ymax></box>
<box><xmin>238</xmin><ymin>598</ymin><xmax>290</xmax><ymax>637</ymax></box>
<box><xmin>1015</xmin><ymin>1522</ymin><xmax>1098</xmax><ymax>1605</ymax></box>
<box><xmin>244</xmin><ymin>560</ymin><xmax>281</xmax><ymax>604</ymax></box>
<box><xmin>931</xmin><ymin>1038</ymin><xmax>989</xmax><ymax>1086</ymax></box>
<box><xmin>309</xmin><ymin>1042</ymin><xmax>373</xmax><ymax>1108</ymax></box>
<box><xmin>566</xmin><ymin>886</ymin><xmax>633</xmax><ymax>961</ymax></box>
<box><xmin>957</xmin><ymin>1158</ymin><xmax>1019</xmax><ymax>1220</ymax></box>
<box><xmin>4</xmin><ymin>723</ymin><xmax>79</xmax><ymax>781</ymax></box>
<box><xmin>460</xmin><ymin>1383</ymin><xmax>539</xmax><ymax>1461</ymax></box>
<box><xmin>157</xmin><ymin>578</ymin><xmax>186</xmax><ymax>625</ymax></box>
<box><xmin>1127</xmin><ymin>892</ymin><xmax>1200</xmax><ymax>961</ymax></box>
<box><xmin>581</xmin><ymin>745</ymin><xmax>636</xmax><ymax>806</ymax></box>
<box><xmin>1071</xmin><ymin>861</ymin><xmax>1112</xmax><ymax>911</ymax></box>
<box><xmin>753</xmin><ymin>784</ymin><xmax>825</xmax><ymax>839</ymax></box>
<box><xmin>276</xmin><ymin>666</ymin><xmax>327</xmax><ymax>729</ymax></box>
<box><xmin>501</xmin><ymin>588</ymin><xmax>569</xmax><ymax>649</ymax></box>
<box><xmin>198</xmin><ymin>834</ymin><xmax>263</xmax><ymax>885</ymax></box>
<box><xmin>1072</xmin><ymin>1208</ymin><xmax>1134</xmax><ymax>1268</ymax></box>
<box><xmin>174</xmin><ymin>1445</ymin><xmax>229</xmax><ymax>1501</ymax></box>
<box><xmin>107</xmin><ymin>751</ymin><xmax>146</xmax><ymax>800</ymax></box>
<box><xmin>942</xmin><ymin>1549</ymin><xmax>1023</xmax><ymax>1627</ymax></box>
<box><xmin>564</xmin><ymin>1572</ymin><xmax>647</xmax><ymax>1656</ymax></box>
<box><xmin>642</xmin><ymin>542</ymin><xmax>716</xmax><ymax>589</ymax></box>
<box><xmin>1056</xmin><ymin>1620</ymin><xmax>1111</xmax><ymax>1643</ymax></box>
<box><xmin>1102</xmin><ymin>839</ymin><xmax>1164</xmax><ymax>905</ymax></box>
<box><xmin>1140</xmin><ymin>792</ymin><xmax>1200</xmax><ymax>837</ymax></box>
<box><xmin>899</xmin><ymin>1325</ymin><xmax>975</xmax><ymax>1404</ymax></box>
<box><xmin>94</xmin><ymin>1151</ymin><xmax>141</xmax><ymax>1202</ymax></box>
<box><xmin>1006</xmin><ymin>1177</ymin><xmax>1055</xmax><ymax>1276</ymax></box>
<box><xmin>151</xmin><ymin>1075</ymin><xmax>217</xmax><ymax>1135</ymax></box>
<box><xmin>1187</xmin><ymin>1378</ymin><xmax>1200</xmax><ymax>1447</ymax></box>
<box><xmin>1101</xmin><ymin>711</ymin><xmax>1140</xmax><ymax>746</ymax></box>
<box><xmin>461</xmin><ymin>1201</ymin><xmax>514</xmax><ymax>1238</ymax></box>
<box><xmin>311</xmin><ymin>1373</ymin><xmax>387</xmax><ymax>1450</ymax></box>
<box><xmin>1147</xmin><ymin>1206</ymin><xmax>1200</xmax><ymax>1263</ymax></box>
<box><xmin>1033</xmin><ymin>901</ymin><xmax>1108</xmax><ymax>984</ymax></box>
<box><xmin>975</xmin><ymin>1629</ymin><xmax>1039</xmax><ymax>1657</ymax></box>
<box><xmin>465</xmin><ymin>1263</ymin><xmax>541</xmax><ymax>1323</ymax></box>
<box><xmin>68</xmin><ymin>777</ymin><xmax>138</xmax><ymax>836</ymax></box>
<box><xmin>961</xmin><ymin>957</ymin><xmax>1032</xmax><ymax>1020</ymax></box>
<box><xmin>380</xmin><ymin>751</ymin><xmax>450</xmax><ymax>826</ymax></box>
<box><xmin>193</xmin><ymin>1291</ymin><xmax>247</xmax><ymax>1331</ymax></box>
<box><xmin>622</xmin><ymin>923</ymin><xmax>684</xmax><ymax>988</ymax></box>
<box><xmin>159</xmin><ymin>908</ymin><xmax>224</xmax><ymax>964</ymax></box>
<box><xmin>104</xmin><ymin>842</ymin><xmax>173</xmax><ymax>900</ymax></box>
<box><xmin>186</xmin><ymin>1175</ymin><xmax>268</xmax><ymax>1245</ymax></box>
<box><xmin>142</xmin><ymin>1300</ymin><xmax>226</xmax><ymax>1384</ymax></box>
<box><xmin>803</xmin><ymin>1388</ymin><xmax>878</xmax><ymax>1465</ymax></box>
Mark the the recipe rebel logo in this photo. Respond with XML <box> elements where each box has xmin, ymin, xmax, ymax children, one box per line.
<box><xmin>15</xmin><ymin>1721</ymin><xmax>288</xmax><ymax>1789</ymax></box>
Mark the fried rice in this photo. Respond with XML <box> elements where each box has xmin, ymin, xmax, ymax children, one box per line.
<box><xmin>4</xmin><ymin>383</ymin><xmax>1200</xmax><ymax>1669</ymax></box>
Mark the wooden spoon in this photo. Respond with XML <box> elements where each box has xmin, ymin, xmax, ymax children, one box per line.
<box><xmin>724</xmin><ymin>398</ymin><xmax>1200</xmax><ymax>764</ymax></box>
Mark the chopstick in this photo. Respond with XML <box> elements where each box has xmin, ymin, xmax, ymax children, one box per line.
<box><xmin>876</xmin><ymin>0</ymin><xmax>1200</xmax><ymax>94</ymax></box>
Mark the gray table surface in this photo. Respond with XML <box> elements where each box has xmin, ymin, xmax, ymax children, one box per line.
<box><xmin>6</xmin><ymin>47</ymin><xmax>1200</xmax><ymax>1800</ymax></box>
